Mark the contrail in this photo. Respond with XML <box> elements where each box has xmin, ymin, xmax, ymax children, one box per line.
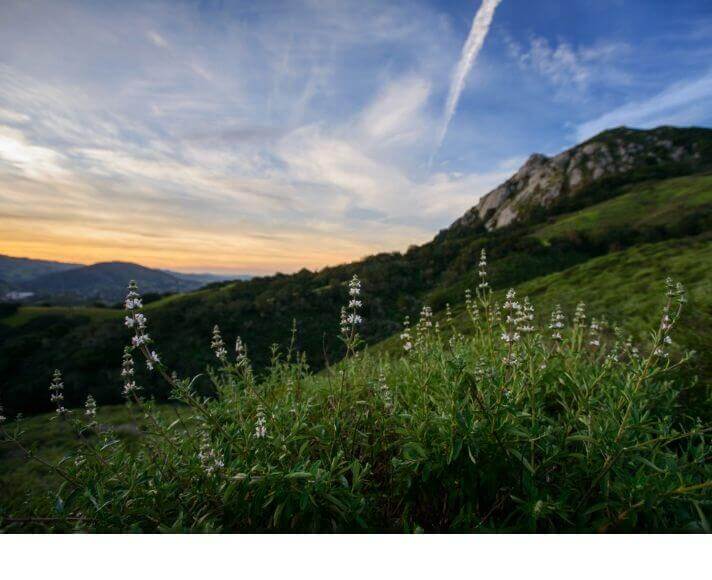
<box><xmin>432</xmin><ymin>0</ymin><xmax>502</xmax><ymax>164</ymax></box>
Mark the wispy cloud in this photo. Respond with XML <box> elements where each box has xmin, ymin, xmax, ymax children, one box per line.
<box><xmin>146</xmin><ymin>30</ymin><xmax>169</xmax><ymax>48</ymax></box>
<box><xmin>576</xmin><ymin>71</ymin><xmax>712</xmax><ymax>140</ymax></box>
<box><xmin>434</xmin><ymin>0</ymin><xmax>502</xmax><ymax>156</ymax></box>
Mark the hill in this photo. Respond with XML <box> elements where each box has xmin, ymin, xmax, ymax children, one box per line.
<box><xmin>1</xmin><ymin>125</ymin><xmax>711</xmax><ymax>417</ymax></box>
<box><xmin>20</xmin><ymin>261</ymin><xmax>205</xmax><ymax>303</ymax></box>
<box><xmin>0</xmin><ymin>254</ymin><xmax>82</xmax><ymax>287</ymax></box>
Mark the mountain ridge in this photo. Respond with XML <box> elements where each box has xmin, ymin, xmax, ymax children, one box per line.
<box><xmin>450</xmin><ymin>126</ymin><xmax>712</xmax><ymax>232</ymax></box>
<box><xmin>20</xmin><ymin>261</ymin><xmax>201</xmax><ymax>302</ymax></box>
<box><xmin>0</xmin><ymin>255</ymin><xmax>245</xmax><ymax>303</ymax></box>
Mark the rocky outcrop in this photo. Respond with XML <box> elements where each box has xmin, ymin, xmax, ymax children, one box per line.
<box><xmin>450</xmin><ymin>126</ymin><xmax>708</xmax><ymax>231</ymax></box>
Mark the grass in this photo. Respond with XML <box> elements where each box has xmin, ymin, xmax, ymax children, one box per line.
<box><xmin>534</xmin><ymin>174</ymin><xmax>712</xmax><ymax>241</ymax></box>
<box><xmin>0</xmin><ymin>405</ymin><xmax>145</xmax><ymax>510</ymax></box>
<box><xmin>1</xmin><ymin>305</ymin><xmax>122</xmax><ymax>328</ymax></box>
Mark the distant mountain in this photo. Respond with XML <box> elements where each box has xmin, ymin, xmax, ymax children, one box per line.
<box><xmin>450</xmin><ymin>126</ymin><xmax>712</xmax><ymax>231</ymax></box>
<box><xmin>0</xmin><ymin>256</ymin><xmax>251</xmax><ymax>303</ymax></box>
<box><xmin>21</xmin><ymin>261</ymin><xmax>204</xmax><ymax>303</ymax></box>
<box><xmin>0</xmin><ymin>254</ymin><xmax>83</xmax><ymax>284</ymax></box>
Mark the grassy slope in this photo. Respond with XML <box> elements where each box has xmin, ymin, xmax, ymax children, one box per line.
<box><xmin>534</xmin><ymin>174</ymin><xmax>712</xmax><ymax>240</ymax></box>
<box><xmin>2</xmin><ymin>306</ymin><xmax>121</xmax><ymax>328</ymax></box>
<box><xmin>374</xmin><ymin>234</ymin><xmax>712</xmax><ymax>376</ymax></box>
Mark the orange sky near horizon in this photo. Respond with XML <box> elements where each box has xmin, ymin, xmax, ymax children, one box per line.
<box><xmin>1</xmin><ymin>216</ymin><xmax>424</xmax><ymax>275</ymax></box>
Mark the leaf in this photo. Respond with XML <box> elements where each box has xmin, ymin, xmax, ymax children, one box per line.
<box><xmin>510</xmin><ymin>449</ymin><xmax>535</xmax><ymax>475</ymax></box>
<box><xmin>285</xmin><ymin>471</ymin><xmax>313</xmax><ymax>480</ymax></box>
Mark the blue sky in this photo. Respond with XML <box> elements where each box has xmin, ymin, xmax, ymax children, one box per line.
<box><xmin>0</xmin><ymin>0</ymin><xmax>710</xmax><ymax>274</ymax></box>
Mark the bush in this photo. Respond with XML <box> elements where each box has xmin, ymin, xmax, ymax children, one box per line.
<box><xmin>1</xmin><ymin>259</ymin><xmax>709</xmax><ymax>532</ymax></box>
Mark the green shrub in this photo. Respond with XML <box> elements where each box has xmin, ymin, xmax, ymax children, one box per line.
<box><xmin>1</xmin><ymin>257</ymin><xmax>709</xmax><ymax>532</ymax></box>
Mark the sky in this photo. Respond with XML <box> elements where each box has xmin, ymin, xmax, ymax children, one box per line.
<box><xmin>0</xmin><ymin>0</ymin><xmax>710</xmax><ymax>275</ymax></box>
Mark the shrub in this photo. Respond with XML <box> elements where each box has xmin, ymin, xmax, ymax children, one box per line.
<box><xmin>1</xmin><ymin>254</ymin><xmax>709</xmax><ymax>532</ymax></box>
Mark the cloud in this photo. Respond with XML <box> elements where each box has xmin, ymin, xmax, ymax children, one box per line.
<box><xmin>0</xmin><ymin>124</ymin><xmax>70</xmax><ymax>180</ymax></box>
<box><xmin>506</xmin><ymin>35</ymin><xmax>631</xmax><ymax>94</ymax></box>
<box><xmin>146</xmin><ymin>30</ymin><xmax>169</xmax><ymax>48</ymax></box>
<box><xmin>434</xmin><ymin>0</ymin><xmax>502</xmax><ymax>155</ymax></box>
<box><xmin>576</xmin><ymin>71</ymin><xmax>712</xmax><ymax>140</ymax></box>
<box><xmin>359</xmin><ymin>76</ymin><xmax>432</xmax><ymax>145</ymax></box>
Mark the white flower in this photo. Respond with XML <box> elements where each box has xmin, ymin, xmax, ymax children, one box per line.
<box><xmin>49</xmin><ymin>369</ymin><xmax>69</xmax><ymax>416</ymax></box>
<box><xmin>254</xmin><ymin>407</ymin><xmax>267</xmax><ymax>439</ymax></box>
<box><xmin>549</xmin><ymin>305</ymin><xmax>566</xmax><ymax>341</ymax></box>
<box><xmin>131</xmin><ymin>334</ymin><xmax>150</xmax><ymax>347</ymax></box>
<box><xmin>198</xmin><ymin>433</ymin><xmax>224</xmax><ymax>475</ymax></box>
<box><xmin>84</xmin><ymin>395</ymin><xmax>97</xmax><ymax>419</ymax></box>
<box><xmin>121</xmin><ymin>348</ymin><xmax>140</xmax><ymax>398</ymax></box>
<box><xmin>146</xmin><ymin>350</ymin><xmax>160</xmax><ymax>370</ymax></box>
<box><xmin>347</xmin><ymin>313</ymin><xmax>362</xmax><ymax>325</ymax></box>
<box><xmin>348</xmin><ymin>275</ymin><xmax>361</xmax><ymax>297</ymax></box>
<box><xmin>211</xmin><ymin>325</ymin><xmax>227</xmax><ymax>361</ymax></box>
<box><xmin>235</xmin><ymin>336</ymin><xmax>247</xmax><ymax>362</ymax></box>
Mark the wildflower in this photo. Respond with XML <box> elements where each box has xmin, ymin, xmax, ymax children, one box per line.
<box><xmin>500</xmin><ymin>331</ymin><xmax>520</xmax><ymax>343</ymax></box>
<box><xmin>211</xmin><ymin>325</ymin><xmax>227</xmax><ymax>361</ymax></box>
<box><xmin>588</xmin><ymin>317</ymin><xmax>601</xmax><ymax>348</ymax></box>
<box><xmin>503</xmin><ymin>289</ymin><xmax>521</xmax><ymax>312</ymax></box>
<box><xmin>477</xmin><ymin>249</ymin><xmax>489</xmax><ymax>290</ymax></box>
<box><xmin>146</xmin><ymin>350</ymin><xmax>160</xmax><ymax>371</ymax></box>
<box><xmin>131</xmin><ymin>334</ymin><xmax>150</xmax><ymax>347</ymax></box>
<box><xmin>377</xmin><ymin>373</ymin><xmax>393</xmax><ymax>411</ymax></box>
<box><xmin>339</xmin><ymin>306</ymin><xmax>349</xmax><ymax>335</ymax></box>
<box><xmin>124</xmin><ymin>312</ymin><xmax>147</xmax><ymax>329</ymax></box>
<box><xmin>198</xmin><ymin>433</ymin><xmax>224</xmax><ymax>475</ymax></box>
<box><xmin>341</xmin><ymin>275</ymin><xmax>364</xmax><ymax>339</ymax></box>
<box><xmin>501</xmin><ymin>289</ymin><xmax>523</xmax><ymax>345</ymax></box>
<box><xmin>419</xmin><ymin>305</ymin><xmax>433</xmax><ymax>328</ymax></box>
<box><xmin>121</xmin><ymin>348</ymin><xmax>140</xmax><ymax>398</ymax></box>
<box><xmin>517</xmin><ymin>297</ymin><xmax>535</xmax><ymax>334</ymax></box>
<box><xmin>49</xmin><ymin>369</ymin><xmax>69</xmax><ymax>417</ymax></box>
<box><xmin>400</xmin><ymin>316</ymin><xmax>413</xmax><ymax>352</ymax></box>
<box><xmin>235</xmin><ymin>336</ymin><xmax>247</xmax><ymax>363</ymax></box>
<box><xmin>549</xmin><ymin>305</ymin><xmax>565</xmax><ymax>341</ymax></box>
<box><xmin>349</xmin><ymin>275</ymin><xmax>361</xmax><ymax>297</ymax></box>
<box><xmin>124</xmin><ymin>282</ymin><xmax>154</xmax><ymax>356</ymax></box>
<box><xmin>124</xmin><ymin>280</ymin><xmax>143</xmax><ymax>311</ymax></box>
<box><xmin>254</xmin><ymin>407</ymin><xmax>267</xmax><ymax>439</ymax></box>
<box><xmin>573</xmin><ymin>302</ymin><xmax>587</xmax><ymax>328</ymax></box>
<box><xmin>84</xmin><ymin>394</ymin><xmax>97</xmax><ymax>418</ymax></box>
<box><xmin>49</xmin><ymin>369</ymin><xmax>64</xmax><ymax>404</ymax></box>
<box><xmin>655</xmin><ymin>279</ymin><xmax>686</xmax><ymax>359</ymax></box>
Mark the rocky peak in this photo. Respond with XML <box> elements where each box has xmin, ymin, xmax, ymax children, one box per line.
<box><xmin>449</xmin><ymin>126</ymin><xmax>710</xmax><ymax>231</ymax></box>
